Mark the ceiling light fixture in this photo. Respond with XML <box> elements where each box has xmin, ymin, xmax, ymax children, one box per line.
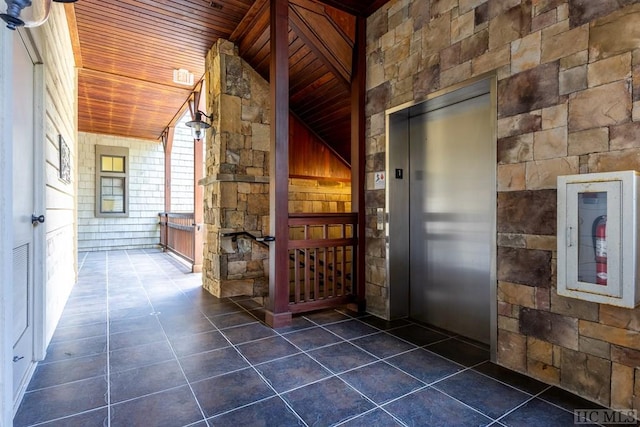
<box><xmin>185</xmin><ymin>110</ymin><xmax>213</xmax><ymax>140</ymax></box>
<box><xmin>1</xmin><ymin>0</ymin><xmax>77</xmax><ymax>30</ymax></box>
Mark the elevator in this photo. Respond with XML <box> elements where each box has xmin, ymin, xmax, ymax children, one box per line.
<box><xmin>387</xmin><ymin>78</ymin><xmax>496</xmax><ymax>350</ymax></box>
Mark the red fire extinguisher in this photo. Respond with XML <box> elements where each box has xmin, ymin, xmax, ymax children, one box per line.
<box><xmin>593</xmin><ymin>215</ymin><xmax>607</xmax><ymax>285</ymax></box>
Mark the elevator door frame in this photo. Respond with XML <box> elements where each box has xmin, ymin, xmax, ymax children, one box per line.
<box><xmin>386</xmin><ymin>75</ymin><xmax>497</xmax><ymax>360</ymax></box>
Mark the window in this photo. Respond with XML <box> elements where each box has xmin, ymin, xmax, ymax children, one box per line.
<box><xmin>95</xmin><ymin>145</ymin><xmax>129</xmax><ymax>217</ymax></box>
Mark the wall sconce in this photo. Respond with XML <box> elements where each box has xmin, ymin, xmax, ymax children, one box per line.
<box><xmin>1</xmin><ymin>0</ymin><xmax>77</xmax><ymax>30</ymax></box>
<box><xmin>185</xmin><ymin>110</ymin><xmax>213</xmax><ymax>140</ymax></box>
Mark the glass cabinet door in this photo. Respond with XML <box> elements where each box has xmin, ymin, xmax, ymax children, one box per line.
<box><xmin>565</xmin><ymin>181</ymin><xmax>622</xmax><ymax>298</ymax></box>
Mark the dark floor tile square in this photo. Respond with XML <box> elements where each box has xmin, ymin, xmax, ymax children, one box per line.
<box><xmin>304</xmin><ymin>310</ymin><xmax>351</xmax><ymax>325</ymax></box>
<box><xmin>237</xmin><ymin>336</ymin><xmax>300</xmax><ymax>365</ymax></box>
<box><xmin>169</xmin><ymin>330</ymin><xmax>230</xmax><ymax>358</ymax></box>
<box><xmin>61</xmin><ymin>300</ymin><xmax>108</xmax><ymax>317</ymax></box>
<box><xmin>426</xmin><ymin>337</ymin><xmax>490</xmax><ymax>366</ymax></box>
<box><xmin>284</xmin><ymin>326</ymin><xmax>343</xmax><ymax>351</ymax></box>
<box><xmin>13</xmin><ymin>376</ymin><xmax>108</xmax><ymax>426</ymax></box>
<box><xmin>435</xmin><ymin>369</ymin><xmax>531</xmax><ymax>419</ymax></box>
<box><xmin>28</xmin><ymin>353</ymin><xmax>107</xmax><ymax>391</ymax></box>
<box><xmin>387</xmin><ymin>348</ymin><xmax>463</xmax><ymax>384</ymax></box>
<box><xmin>109</xmin><ymin>340</ymin><xmax>175</xmax><ymax>373</ymax></box>
<box><xmin>309</xmin><ymin>342</ymin><xmax>377</xmax><ymax>374</ymax></box>
<box><xmin>352</xmin><ymin>332</ymin><xmax>417</xmax><ymax>359</ymax></box>
<box><xmin>199</xmin><ymin>302</ymin><xmax>242</xmax><ymax>317</ymax></box>
<box><xmin>323</xmin><ymin>319</ymin><xmax>379</xmax><ymax>340</ymax></box>
<box><xmin>179</xmin><ymin>347</ymin><xmax>249</xmax><ymax>383</ymax></box>
<box><xmin>473</xmin><ymin>362</ymin><xmax>549</xmax><ymax>395</ymax></box>
<box><xmin>256</xmin><ymin>353</ymin><xmax>331</xmax><ymax>393</ymax></box>
<box><xmin>160</xmin><ymin>315</ymin><xmax>216</xmax><ymax>338</ymax></box>
<box><xmin>43</xmin><ymin>335</ymin><xmax>107</xmax><ymax>363</ymax></box>
<box><xmin>34</xmin><ymin>408</ymin><xmax>108</xmax><ymax>427</ymax></box>
<box><xmin>192</xmin><ymin>368</ymin><xmax>275</xmax><ymax>418</ymax></box>
<box><xmin>221</xmin><ymin>322</ymin><xmax>277</xmax><ymax>344</ymax></box>
<box><xmin>209</xmin><ymin>311</ymin><xmax>258</xmax><ymax>329</ymax></box>
<box><xmin>339</xmin><ymin>409</ymin><xmax>404</xmax><ymax>426</ymax></box>
<box><xmin>274</xmin><ymin>316</ymin><xmax>316</xmax><ymax>333</ymax></box>
<box><xmin>50</xmin><ymin>322</ymin><xmax>106</xmax><ymax>343</ymax></box>
<box><xmin>110</xmin><ymin>385</ymin><xmax>204</xmax><ymax>427</ymax></box>
<box><xmin>358</xmin><ymin>316</ymin><xmax>410</xmax><ymax>331</ymax></box>
<box><xmin>109</xmin><ymin>325</ymin><xmax>167</xmax><ymax>351</ymax></box>
<box><xmin>208</xmin><ymin>396</ymin><xmax>303</xmax><ymax>426</ymax></box>
<box><xmin>108</xmin><ymin>305</ymin><xmax>155</xmax><ymax>321</ymax></box>
<box><xmin>499</xmin><ymin>397</ymin><xmax>592</xmax><ymax>427</ymax></box>
<box><xmin>110</xmin><ymin>359</ymin><xmax>187</xmax><ymax>403</ymax></box>
<box><xmin>340</xmin><ymin>362</ymin><xmax>424</xmax><ymax>404</ymax></box>
<box><xmin>232</xmin><ymin>297</ymin><xmax>263</xmax><ymax>310</ymax></box>
<box><xmin>538</xmin><ymin>386</ymin><xmax>607</xmax><ymax>412</ymax></box>
<box><xmin>387</xmin><ymin>324</ymin><xmax>449</xmax><ymax>346</ymax></box>
<box><xmin>109</xmin><ymin>313</ymin><xmax>160</xmax><ymax>334</ymax></box>
<box><xmin>283</xmin><ymin>377</ymin><xmax>375</xmax><ymax>426</ymax></box>
<box><xmin>55</xmin><ymin>311</ymin><xmax>107</xmax><ymax>329</ymax></box>
<box><xmin>384</xmin><ymin>387</ymin><xmax>493</xmax><ymax>427</ymax></box>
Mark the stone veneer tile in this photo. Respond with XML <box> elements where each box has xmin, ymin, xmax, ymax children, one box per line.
<box><xmin>498</xmin><ymin>281</ymin><xmax>536</xmax><ymax>308</ymax></box>
<box><xmin>489</xmin><ymin>5</ymin><xmax>523</xmax><ymax>50</ymax></box>
<box><xmin>497</xmin><ymin>164</ymin><xmax>526</xmax><ymax>191</ymax></box>
<box><xmin>498</xmin><ymin>112</ymin><xmax>542</xmax><ymax>138</ymax></box>
<box><xmin>534</xmin><ymin>0</ymin><xmax>565</xmax><ymax>16</ymax></box>
<box><xmin>549</xmin><ymin>289</ymin><xmax>599</xmax><ymax>321</ymax></box>
<box><xmin>423</xmin><ymin>14</ymin><xmax>452</xmax><ymax>56</ymax></box>
<box><xmin>533</xmin><ymin>127</ymin><xmax>567</xmax><ymax>160</ymax></box>
<box><xmin>498</xmin><ymin>62</ymin><xmax>559</xmax><ymax>118</ymax></box>
<box><xmin>526</xmin><ymin>157</ymin><xmax>579</xmax><ymax>189</ymax></box>
<box><xmin>474</xmin><ymin>1</ymin><xmax>489</xmax><ymax>26</ymax></box>
<box><xmin>498</xmin><ymin>133</ymin><xmax>534</xmax><ymax>164</ymax></box>
<box><xmin>569</xmin><ymin>0</ymin><xmax>638</xmax><ymax>27</ymax></box>
<box><xmin>497</xmin><ymin>190</ymin><xmax>556</xmax><ymax>235</ymax></box>
<box><xmin>511</xmin><ymin>31</ymin><xmax>542</xmax><ymax>74</ymax></box>
<box><xmin>460</xmin><ymin>29</ymin><xmax>489</xmax><ymax>63</ymax></box>
<box><xmin>441</xmin><ymin>43</ymin><xmax>461</xmax><ymax>71</ymax></box>
<box><xmin>527</xmin><ymin>337</ymin><xmax>553</xmax><ymax>365</ymax></box>
<box><xmin>541</xmin><ymin>24</ymin><xmax>589</xmax><ymax>64</ymax></box>
<box><xmin>560</xmin><ymin>50</ymin><xmax>588</xmax><ymax>70</ymax></box>
<box><xmin>611</xmin><ymin>363</ymin><xmax>634</xmax><ymax>409</ymax></box>
<box><xmin>541</xmin><ymin>103</ymin><xmax>567</xmax><ymax>130</ymax></box>
<box><xmin>587</xmin><ymin>150</ymin><xmax>640</xmax><ymax>173</ymax></box>
<box><xmin>527</xmin><ymin>359</ymin><xmax>560</xmax><ymax>385</ymax></box>
<box><xmin>472</xmin><ymin>44</ymin><xmax>510</xmax><ymax>76</ymax></box>
<box><xmin>451</xmin><ymin>10</ymin><xmax>474</xmax><ymax>44</ymax></box>
<box><xmin>560</xmin><ymin>347</ymin><xmax>611</xmax><ymax>405</ymax></box>
<box><xmin>588</xmin><ymin>2</ymin><xmax>640</xmax><ymax>61</ymax></box>
<box><xmin>599</xmin><ymin>305</ymin><xmax>640</xmax><ymax>331</ymax></box>
<box><xmin>520</xmin><ymin>308</ymin><xmax>579</xmax><ymax>350</ymax></box>
<box><xmin>568</xmin><ymin>128</ymin><xmax>609</xmax><ymax>156</ymax></box>
<box><xmin>588</xmin><ymin>53</ymin><xmax>632</xmax><ymax>88</ymax></box>
<box><xmin>578</xmin><ymin>336</ymin><xmax>611</xmax><ymax>359</ymax></box>
<box><xmin>579</xmin><ymin>320</ymin><xmax>640</xmax><ymax>349</ymax></box>
<box><xmin>459</xmin><ymin>0</ymin><xmax>486</xmax><ymax>15</ymax></box>
<box><xmin>366</xmin><ymin>82</ymin><xmax>391</xmax><ymax>116</ymax></box>
<box><xmin>559</xmin><ymin>65</ymin><xmax>587</xmax><ymax>95</ymax></box>
<box><xmin>531</xmin><ymin>9</ymin><xmax>557</xmax><ymax>32</ymax></box>
<box><xmin>611</xmin><ymin>345</ymin><xmax>640</xmax><ymax>367</ymax></box>
<box><xmin>497</xmin><ymin>330</ymin><xmax>527</xmax><ymax>372</ymax></box>
<box><xmin>498</xmin><ymin>247</ymin><xmax>552</xmax><ymax>288</ymax></box>
<box><xmin>413</xmin><ymin>63</ymin><xmax>440</xmax><ymax>100</ymax></box>
<box><xmin>610</xmin><ymin>122</ymin><xmax>640</xmax><ymax>150</ymax></box>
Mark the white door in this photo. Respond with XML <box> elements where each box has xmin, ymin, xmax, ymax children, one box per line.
<box><xmin>12</xmin><ymin>32</ymin><xmax>37</xmax><ymax>400</ymax></box>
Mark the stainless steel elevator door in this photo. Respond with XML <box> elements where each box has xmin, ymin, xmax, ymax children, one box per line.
<box><xmin>408</xmin><ymin>91</ymin><xmax>493</xmax><ymax>344</ymax></box>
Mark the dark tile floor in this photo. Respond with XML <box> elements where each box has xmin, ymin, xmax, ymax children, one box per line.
<box><xmin>13</xmin><ymin>249</ymin><xmax>618</xmax><ymax>426</ymax></box>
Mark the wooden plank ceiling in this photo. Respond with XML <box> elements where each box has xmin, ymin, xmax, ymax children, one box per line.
<box><xmin>70</xmin><ymin>0</ymin><xmax>387</xmax><ymax>164</ymax></box>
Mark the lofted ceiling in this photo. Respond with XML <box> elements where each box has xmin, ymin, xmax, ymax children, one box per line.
<box><xmin>68</xmin><ymin>0</ymin><xmax>388</xmax><ymax>164</ymax></box>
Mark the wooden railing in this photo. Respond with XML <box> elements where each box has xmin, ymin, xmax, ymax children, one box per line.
<box><xmin>287</xmin><ymin>213</ymin><xmax>359</xmax><ymax>313</ymax></box>
<box><xmin>159</xmin><ymin>212</ymin><xmax>196</xmax><ymax>264</ymax></box>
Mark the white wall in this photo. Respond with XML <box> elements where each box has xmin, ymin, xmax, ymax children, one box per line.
<box><xmin>42</xmin><ymin>5</ymin><xmax>78</xmax><ymax>344</ymax></box>
<box><xmin>78</xmin><ymin>133</ymin><xmax>164</xmax><ymax>251</ymax></box>
<box><xmin>171</xmin><ymin>113</ymin><xmax>195</xmax><ymax>212</ymax></box>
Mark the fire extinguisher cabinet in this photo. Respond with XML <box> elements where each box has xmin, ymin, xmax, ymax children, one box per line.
<box><xmin>557</xmin><ymin>170</ymin><xmax>640</xmax><ymax>308</ymax></box>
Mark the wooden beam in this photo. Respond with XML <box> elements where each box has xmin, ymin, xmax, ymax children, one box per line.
<box><xmin>265</xmin><ymin>0</ymin><xmax>292</xmax><ymax>328</ymax></box>
<box><xmin>351</xmin><ymin>15</ymin><xmax>367</xmax><ymax>312</ymax></box>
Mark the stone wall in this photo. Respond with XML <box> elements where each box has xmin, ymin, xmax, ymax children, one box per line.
<box><xmin>366</xmin><ymin>0</ymin><xmax>640</xmax><ymax>411</ymax></box>
<box><xmin>77</xmin><ymin>133</ymin><xmax>164</xmax><ymax>251</ymax></box>
<box><xmin>289</xmin><ymin>178</ymin><xmax>351</xmax><ymax>213</ymax></box>
<box><xmin>202</xmin><ymin>40</ymin><xmax>271</xmax><ymax>298</ymax></box>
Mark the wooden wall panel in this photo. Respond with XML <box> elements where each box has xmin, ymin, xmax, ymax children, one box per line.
<box><xmin>289</xmin><ymin>114</ymin><xmax>350</xmax><ymax>181</ymax></box>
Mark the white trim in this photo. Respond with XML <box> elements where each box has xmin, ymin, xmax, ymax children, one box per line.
<box><xmin>0</xmin><ymin>26</ymin><xmax>15</xmax><ymax>427</ymax></box>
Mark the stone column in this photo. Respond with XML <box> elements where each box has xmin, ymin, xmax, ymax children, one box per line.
<box><xmin>201</xmin><ymin>39</ymin><xmax>271</xmax><ymax>298</ymax></box>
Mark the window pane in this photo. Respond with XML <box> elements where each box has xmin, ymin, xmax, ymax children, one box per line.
<box><xmin>112</xmin><ymin>157</ymin><xmax>124</xmax><ymax>172</ymax></box>
<box><xmin>101</xmin><ymin>156</ymin><xmax>113</xmax><ymax>171</ymax></box>
<box><xmin>100</xmin><ymin>177</ymin><xmax>125</xmax><ymax>213</ymax></box>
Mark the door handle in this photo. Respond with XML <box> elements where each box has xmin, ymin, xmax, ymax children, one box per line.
<box><xmin>31</xmin><ymin>214</ymin><xmax>45</xmax><ymax>225</ymax></box>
